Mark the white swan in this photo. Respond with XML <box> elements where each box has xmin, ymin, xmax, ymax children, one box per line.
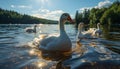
<box><xmin>77</xmin><ymin>22</ymin><xmax>93</xmax><ymax>41</ymax></box>
<box><xmin>26</xmin><ymin>25</ymin><xmax>37</xmax><ymax>33</ymax></box>
<box><xmin>39</xmin><ymin>13</ymin><xmax>73</xmax><ymax>52</ymax></box>
<box><xmin>92</xmin><ymin>23</ymin><xmax>102</xmax><ymax>37</ymax></box>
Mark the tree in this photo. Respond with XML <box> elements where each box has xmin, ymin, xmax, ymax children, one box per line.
<box><xmin>75</xmin><ymin>10</ymin><xmax>79</xmax><ymax>27</ymax></box>
<box><xmin>0</xmin><ymin>8</ymin><xmax>57</xmax><ymax>24</ymax></box>
<box><xmin>100</xmin><ymin>1</ymin><xmax>120</xmax><ymax>32</ymax></box>
<box><xmin>82</xmin><ymin>9</ymin><xmax>90</xmax><ymax>24</ymax></box>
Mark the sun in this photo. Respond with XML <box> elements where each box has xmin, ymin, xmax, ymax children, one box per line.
<box><xmin>41</xmin><ymin>0</ymin><xmax>48</xmax><ymax>3</ymax></box>
<box><xmin>36</xmin><ymin>0</ymin><xmax>49</xmax><ymax>4</ymax></box>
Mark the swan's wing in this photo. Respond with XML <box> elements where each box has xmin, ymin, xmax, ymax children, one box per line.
<box><xmin>94</xmin><ymin>29</ymin><xmax>102</xmax><ymax>34</ymax></box>
<box><xmin>40</xmin><ymin>36</ymin><xmax>57</xmax><ymax>46</ymax></box>
<box><xmin>44</xmin><ymin>37</ymin><xmax>72</xmax><ymax>51</ymax></box>
<box><xmin>88</xmin><ymin>28</ymin><xmax>96</xmax><ymax>34</ymax></box>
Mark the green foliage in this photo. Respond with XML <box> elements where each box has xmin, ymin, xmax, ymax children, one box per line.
<box><xmin>75</xmin><ymin>0</ymin><xmax>120</xmax><ymax>32</ymax></box>
<box><xmin>75</xmin><ymin>10</ymin><xmax>79</xmax><ymax>27</ymax></box>
<box><xmin>100</xmin><ymin>1</ymin><xmax>120</xmax><ymax>32</ymax></box>
<box><xmin>82</xmin><ymin>9</ymin><xmax>90</xmax><ymax>24</ymax></box>
<box><xmin>75</xmin><ymin>9</ymin><xmax>90</xmax><ymax>28</ymax></box>
<box><xmin>89</xmin><ymin>8</ymin><xmax>106</xmax><ymax>27</ymax></box>
<box><xmin>0</xmin><ymin>8</ymin><xmax>57</xmax><ymax>24</ymax></box>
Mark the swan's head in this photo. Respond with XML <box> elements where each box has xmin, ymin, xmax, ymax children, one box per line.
<box><xmin>78</xmin><ymin>22</ymin><xmax>84</xmax><ymax>31</ymax></box>
<box><xmin>97</xmin><ymin>23</ymin><xmax>101</xmax><ymax>28</ymax></box>
<box><xmin>78</xmin><ymin>22</ymin><xmax>84</xmax><ymax>28</ymax></box>
<box><xmin>34</xmin><ymin>25</ymin><xmax>37</xmax><ymax>27</ymax></box>
<box><xmin>97</xmin><ymin>23</ymin><xmax>100</xmax><ymax>25</ymax></box>
<box><xmin>60</xmin><ymin>13</ymin><xmax>73</xmax><ymax>23</ymax></box>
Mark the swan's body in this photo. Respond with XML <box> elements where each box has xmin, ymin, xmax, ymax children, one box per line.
<box><xmin>92</xmin><ymin>23</ymin><xmax>102</xmax><ymax>37</ymax></box>
<box><xmin>77</xmin><ymin>23</ymin><xmax>93</xmax><ymax>41</ymax></box>
<box><xmin>26</xmin><ymin>25</ymin><xmax>37</xmax><ymax>33</ymax></box>
<box><xmin>88</xmin><ymin>28</ymin><xmax>97</xmax><ymax>33</ymax></box>
<box><xmin>39</xmin><ymin>13</ymin><xmax>73</xmax><ymax>52</ymax></box>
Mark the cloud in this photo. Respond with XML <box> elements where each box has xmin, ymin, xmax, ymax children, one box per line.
<box><xmin>79</xmin><ymin>0</ymin><xmax>112</xmax><ymax>12</ymax></box>
<box><xmin>79</xmin><ymin>7</ymin><xmax>92</xmax><ymax>13</ymax></box>
<box><xmin>11</xmin><ymin>5</ymin><xmax>15</xmax><ymax>8</ymax></box>
<box><xmin>32</xmin><ymin>9</ymin><xmax>65</xmax><ymax>20</ymax></box>
<box><xmin>40</xmin><ymin>9</ymin><xmax>50</xmax><ymax>13</ymax></box>
<box><xmin>18</xmin><ymin>5</ymin><xmax>32</xmax><ymax>9</ymax></box>
<box><xmin>95</xmin><ymin>0</ymin><xmax>112</xmax><ymax>8</ymax></box>
<box><xmin>11</xmin><ymin>5</ymin><xmax>32</xmax><ymax>9</ymax></box>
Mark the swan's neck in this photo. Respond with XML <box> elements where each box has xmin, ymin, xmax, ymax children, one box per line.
<box><xmin>97</xmin><ymin>24</ymin><xmax>100</xmax><ymax>30</ymax></box>
<box><xmin>59</xmin><ymin>18</ymin><xmax>66</xmax><ymax>35</ymax></box>
<box><xmin>78</xmin><ymin>26</ymin><xmax>84</xmax><ymax>33</ymax></box>
<box><xmin>34</xmin><ymin>26</ymin><xmax>36</xmax><ymax>31</ymax></box>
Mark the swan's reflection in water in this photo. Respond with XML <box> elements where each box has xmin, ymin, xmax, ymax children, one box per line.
<box><xmin>27</xmin><ymin>39</ymin><xmax>89</xmax><ymax>69</ymax></box>
<box><xmin>40</xmin><ymin>50</ymin><xmax>71</xmax><ymax>61</ymax></box>
<box><xmin>27</xmin><ymin>47</ymin><xmax>72</xmax><ymax>69</ymax></box>
<box><xmin>40</xmin><ymin>50</ymin><xmax>72</xmax><ymax>69</ymax></box>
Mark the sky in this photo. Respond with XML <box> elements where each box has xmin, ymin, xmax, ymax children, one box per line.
<box><xmin>0</xmin><ymin>0</ymin><xmax>116</xmax><ymax>20</ymax></box>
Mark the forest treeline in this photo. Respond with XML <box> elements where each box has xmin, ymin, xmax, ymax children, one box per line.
<box><xmin>75</xmin><ymin>1</ymin><xmax>120</xmax><ymax>32</ymax></box>
<box><xmin>0</xmin><ymin>8</ymin><xmax>57</xmax><ymax>24</ymax></box>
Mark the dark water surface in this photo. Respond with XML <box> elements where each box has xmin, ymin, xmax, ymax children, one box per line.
<box><xmin>0</xmin><ymin>24</ymin><xmax>120</xmax><ymax>69</ymax></box>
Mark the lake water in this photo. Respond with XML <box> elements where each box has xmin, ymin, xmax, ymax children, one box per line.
<box><xmin>0</xmin><ymin>24</ymin><xmax>120</xmax><ymax>69</ymax></box>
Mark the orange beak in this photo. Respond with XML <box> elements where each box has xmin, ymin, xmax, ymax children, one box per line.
<box><xmin>67</xmin><ymin>16</ymin><xmax>73</xmax><ymax>23</ymax></box>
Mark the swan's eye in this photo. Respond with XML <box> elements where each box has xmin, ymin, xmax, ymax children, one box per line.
<box><xmin>64</xmin><ymin>14</ymin><xmax>67</xmax><ymax>16</ymax></box>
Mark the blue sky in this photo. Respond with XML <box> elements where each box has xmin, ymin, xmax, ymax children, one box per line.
<box><xmin>0</xmin><ymin>0</ymin><xmax>115</xmax><ymax>20</ymax></box>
